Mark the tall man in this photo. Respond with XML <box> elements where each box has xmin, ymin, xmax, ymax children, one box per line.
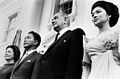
<box><xmin>39</xmin><ymin>12</ymin><xmax>85</xmax><ymax>79</ymax></box>
<box><xmin>10</xmin><ymin>31</ymin><xmax>42</xmax><ymax>79</ymax></box>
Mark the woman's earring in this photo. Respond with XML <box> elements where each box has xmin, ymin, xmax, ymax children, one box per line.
<box><xmin>109</xmin><ymin>15</ymin><xmax>111</xmax><ymax>18</ymax></box>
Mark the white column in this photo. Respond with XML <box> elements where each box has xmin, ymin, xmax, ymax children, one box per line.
<box><xmin>20</xmin><ymin>0</ymin><xmax>44</xmax><ymax>32</ymax></box>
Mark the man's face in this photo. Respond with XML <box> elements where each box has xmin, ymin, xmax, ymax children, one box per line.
<box><xmin>23</xmin><ymin>33</ymin><xmax>35</xmax><ymax>48</ymax></box>
<box><xmin>51</xmin><ymin>13</ymin><xmax>65</xmax><ymax>32</ymax></box>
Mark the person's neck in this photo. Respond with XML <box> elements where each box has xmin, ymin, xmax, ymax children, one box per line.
<box><xmin>98</xmin><ymin>23</ymin><xmax>111</xmax><ymax>34</ymax></box>
<box><xmin>58</xmin><ymin>26</ymin><xmax>69</xmax><ymax>32</ymax></box>
<box><xmin>6</xmin><ymin>59</ymin><xmax>14</xmax><ymax>64</ymax></box>
<box><xmin>25</xmin><ymin>46</ymin><xmax>36</xmax><ymax>52</ymax></box>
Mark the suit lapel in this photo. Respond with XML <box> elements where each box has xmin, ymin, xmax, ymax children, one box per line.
<box><xmin>43</xmin><ymin>30</ymin><xmax>71</xmax><ymax>57</ymax></box>
<box><xmin>14</xmin><ymin>51</ymin><xmax>36</xmax><ymax>70</ymax></box>
<box><xmin>12</xmin><ymin>59</ymin><xmax>21</xmax><ymax>71</ymax></box>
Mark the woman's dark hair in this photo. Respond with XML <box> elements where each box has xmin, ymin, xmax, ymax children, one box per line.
<box><xmin>6</xmin><ymin>45</ymin><xmax>20</xmax><ymax>62</ymax></box>
<box><xmin>91</xmin><ymin>1</ymin><xmax>119</xmax><ymax>27</ymax></box>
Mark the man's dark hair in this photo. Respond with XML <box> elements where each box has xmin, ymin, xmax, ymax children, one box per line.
<box><xmin>28</xmin><ymin>31</ymin><xmax>41</xmax><ymax>48</ymax></box>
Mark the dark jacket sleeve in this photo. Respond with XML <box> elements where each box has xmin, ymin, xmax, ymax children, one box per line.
<box><xmin>64</xmin><ymin>28</ymin><xmax>85</xmax><ymax>79</ymax></box>
<box><xmin>31</xmin><ymin>54</ymin><xmax>42</xmax><ymax>79</ymax></box>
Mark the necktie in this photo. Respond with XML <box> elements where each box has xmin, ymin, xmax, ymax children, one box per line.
<box><xmin>55</xmin><ymin>33</ymin><xmax>60</xmax><ymax>41</ymax></box>
<box><xmin>19</xmin><ymin>51</ymin><xmax>28</xmax><ymax>63</ymax></box>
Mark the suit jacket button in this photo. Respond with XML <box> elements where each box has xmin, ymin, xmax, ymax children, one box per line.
<box><xmin>41</xmin><ymin>60</ymin><xmax>45</xmax><ymax>63</ymax></box>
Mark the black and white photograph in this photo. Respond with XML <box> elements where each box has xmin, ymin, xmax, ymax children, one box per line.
<box><xmin>0</xmin><ymin>0</ymin><xmax>120</xmax><ymax>79</ymax></box>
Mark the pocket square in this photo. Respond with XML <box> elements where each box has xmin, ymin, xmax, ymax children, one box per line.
<box><xmin>26</xmin><ymin>60</ymin><xmax>31</xmax><ymax>62</ymax></box>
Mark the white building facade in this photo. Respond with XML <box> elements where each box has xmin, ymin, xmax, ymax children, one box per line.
<box><xmin>0</xmin><ymin>0</ymin><xmax>119</xmax><ymax>66</ymax></box>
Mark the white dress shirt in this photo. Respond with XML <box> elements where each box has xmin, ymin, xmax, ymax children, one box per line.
<box><xmin>57</xmin><ymin>27</ymin><xmax>70</xmax><ymax>39</ymax></box>
<box><xmin>20</xmin><ymin>49</ymin><xmax>36</xmax><ymax>63</ymax></box>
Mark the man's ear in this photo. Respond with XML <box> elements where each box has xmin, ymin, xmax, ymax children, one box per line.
<box><xmin>64</xmin><ymin>17</ymin><xmax>68</xmax><ymax>24</ymax></box>
<box><xmin>64</xmin><ymin>17</ymin><xmax>68</xmax><ymax>21</ymax></box>
<box><xmin>34</xmin><ymin>40</ymin><xmax>38</xmax><ymax>46</ymax></box>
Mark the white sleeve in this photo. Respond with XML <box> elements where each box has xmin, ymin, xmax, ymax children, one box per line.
<box><xmin>81</xmin><ymin>35</ymin><xmax>91</xmax><ymax>79</ymax></box>
<box><xmin>82</xmin><ymin>35</ymin><xmax>91</xmax><ymax>64</ymax></box>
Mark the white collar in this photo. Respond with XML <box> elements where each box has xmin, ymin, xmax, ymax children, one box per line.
<box><xmin>25</xmin><ymin>49</ymin><xmax>36</xmax><ymax>56</ymax></box>
<box><xmin>58</xmin><ymin>27</ymin><xmax>70</xmax><ymax>38</ymax></box>
<box><xmin>19</xmin><ymin>49</ymin><xmax>36</xmax><ymax>62</ymax></box>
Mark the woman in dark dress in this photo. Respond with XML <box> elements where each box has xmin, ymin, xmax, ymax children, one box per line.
<box><xmin>0</xmin><ymin>45</ymin><xmax>20</xmax><ymax>79</ymax></box>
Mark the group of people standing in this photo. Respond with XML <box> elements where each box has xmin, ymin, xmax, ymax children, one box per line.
<box><xmin>0</xmin><ymin>4</ymin><xmax>85</xmax><ymax>79</ymax></box>
<box><xmin>0</xmin><ymin>0</ymin><xmax>120</xmax><ymax>79</ymax></box>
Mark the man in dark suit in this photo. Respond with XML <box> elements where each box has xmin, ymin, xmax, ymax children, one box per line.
<box><xmin>39</xmin><ymin>12</ymin><xmax>85</xmax><ymax>79</ymax></box>
<box><xmin>10</xmin><ymin>31</ymin><xmax>42</xmax><ymax>79</ymax></box>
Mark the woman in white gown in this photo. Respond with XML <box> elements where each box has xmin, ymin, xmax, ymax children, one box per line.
<box><xmin>82</xmin><ymin>1</ymin><xmax>120</xmax><ymax>79</ymax></box>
